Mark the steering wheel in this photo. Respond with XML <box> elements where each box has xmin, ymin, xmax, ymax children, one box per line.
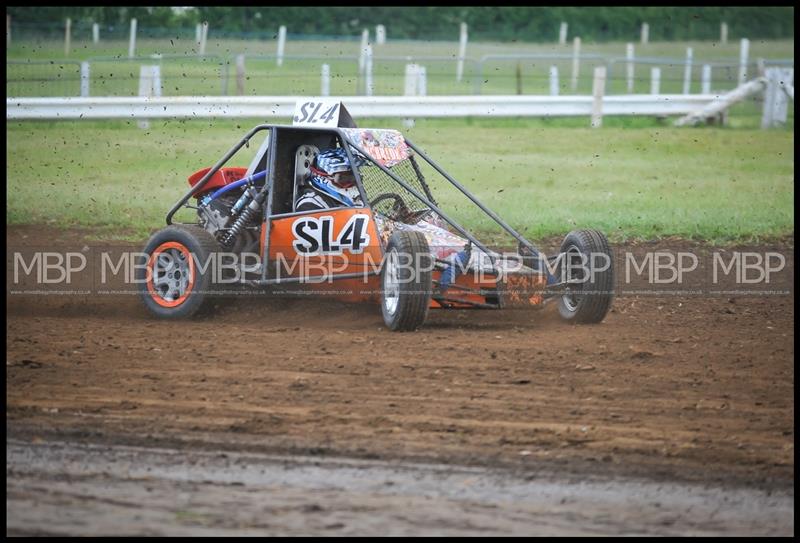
<box><xmin>370</xmin><ymin>192</ymin><xmax>412</xmax><ymax>218</ymax></box>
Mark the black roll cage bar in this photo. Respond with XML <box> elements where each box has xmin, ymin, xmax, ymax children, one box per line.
<box><xmin>164</xmin><ymin>123</ymin><xmax>547</xmax><ymax>284</ymax></box>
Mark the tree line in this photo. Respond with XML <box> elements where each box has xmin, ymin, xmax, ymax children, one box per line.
<box><xmin>7</xmin><ymin>6</ymin><xmax>794</xmax><ymax>42</ymax></box>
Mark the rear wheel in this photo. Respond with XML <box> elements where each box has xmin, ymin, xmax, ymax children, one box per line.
<box><xmin>381</xmin><ymin>231</ymin><xmax>433</xmax><ymax>331</ymax></box>
<box><xmin>558</xmin><ymin>229</ymin><xmax>614</xmax><ymax>324</ymax></box>
<box><xmin>137</xmin><ymin>225</ymin><xmax>220</xmax><ymax>319</ymax></box>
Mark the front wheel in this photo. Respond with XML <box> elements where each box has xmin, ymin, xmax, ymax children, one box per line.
<box><xmin>558</xmin><ymin>229</ymin><xmax>614</xmax><ymax>324</ymax></box>
<box><xmin>381</xmin><ymin>231</ymin><xmax>433</xmax><ymax>331</ymax></box>
<box><xmin>137</xmin><ymin>225</ymin><xmax>220</xmax><ymax>319</ymax></box>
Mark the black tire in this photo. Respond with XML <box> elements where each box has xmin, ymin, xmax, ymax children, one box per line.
<box><xmin>557</xmin><ymin>229</ymin><xmax>614</xmax><ymax>324</ymax></box>
<box><xmin>137</xmin><ymin>224</ymin><xmax>221</xmax><ymax>319</ymax></box>
<box><xmin>380</xmin><ymin>230</ymin><xmax>433</xmax><ymax>331</ymax></box>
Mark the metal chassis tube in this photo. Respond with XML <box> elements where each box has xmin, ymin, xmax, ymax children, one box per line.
<box><xmin>404</xmin><ymin>139</ymin><xmax>547</xmax><ymax>267</ymax></box>
<box><xmin>340</xmin><ymin>133</ymin><xmax>500</xmax><ymax>274</ymax></box>
<box><xmin>161</xmin><ymin>123</ymin><xmax>549</xmax><ymax>288</ymax></box>
<box><xmin>166</xmin><ymin>124</ymin><xmax>272</xmax><ymax>225</ymax></box>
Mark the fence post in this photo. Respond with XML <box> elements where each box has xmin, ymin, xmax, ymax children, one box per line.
<box><xmin>152</xmin><ymin>65</ymin><xmax>162</xmax><ymax>97</ymax></box>
<box><xmin>235</xmin><ymin>54</ymin><xmax>245</xmax><ymax>95</ymax></box>
<box><xmin>6</xmin><ymin>14</ymin><xmax>10</xmax><ymax>47</ymax></box>
<box><xmin>404</xmin><ymin>64</ymin><xmax>419</xmax><ymax>128</ymax></box>
<box><xmin>761</xmin><ymin>68</ymin><xmax>790</xmax><ymax>129</ymax></box>
<box><xmin>320</xmin><ymin>63</ymin><xmax>330</xmax><ymax>97</ymax></box>
<box><xmin>738</xmin><ymin>38</ymin><xmax>749</xmax><ymax>85</ymax></box>
<box><xmin>456</xmin><ymin>22</ymin><xmax>468</xmax><ymax>83</ymax></box>
<box><xmin>756</xmin><ymin>58</ymin><xmax>766</xmax><ymax>77</ymax></box>
<box><xmin>220</xmin><ymin>57</ymin><xmax>229</xmax><ymax>96</ymax></box>
<box><xmin>591</xmin><ymin>66</ymin><xmax>606</xmax><ymax>128</ymax></box>
<box><xmin>195</xmin><ymin>23</ymin><xmax>202</xmax><ymax>45</ymax></box>
<box><xmin>375</xmin><ymin>24</ymin><xmax>386</xmax><ymax>45</ymax></box>
<box><xmin>92</xmin><ymin>23</ymin><xmax>99</xmax><ymax>44</ymax></box>
<box><xmin>626</xmin><ymin>43</ymin><xmax>635</xmax><ymax>93</ymax></box>
<box><xmin>404</xmin><ymin>64</ymin><xmax>417</xmax><ymax>95</ymax></box>
<box><xmin>785</xmin><ymin>69</ymin><xmax>795</xmax><ymax>101</ymax></box>
<box><xmin>138</xmin><ymin>65</ymin><xmax>160</xmax><ymax>129</ymax></box>
<box><xmin>364</xmin><ymin>44</ymin><xmax>373</xmax><ymax>96</ymax></box>
<box><xmin>559</xmin><ymin>22</ymin><xmax>567</xmax><ymax>45</ymax></box>
<box><xmin>80</xmin><ymin>61</ymin><xmax>90</xmax><ymax>97</ymax></box>
<box><xmin>683</xmin><ymin>47</ymin><xmax>693</xmax><ymax>94</ymax></box>
<box><xmin>720</xmin><ymin>22</ymin><xmax>728</xmax><ymax>45</ymax></box>
<box><xmin>549</xmin><ymin>65</ymin><xmax>559</xmax><ymax>96</ymax></box>
<box><xmin>277</xmin><ymin>25</ymin><xmax>286</xmax><ymax>67</ymax></box>
<box><xmin>358</xmin><ymin>28</ymin><xmax>369</xmax><ymax>73</ymax></box>
<box><xmin>139</xmin><ymin>67</ymin><xmax>155</xmax><ymax>94</ymax></box>
<box><xmin>641</xmin><ymin>23</ymin><xmax>649</xmax><ymax>45</ymax></box>
<box><xmin>761</xmin><ymin>67</ymin><xmax>777</xmax><ymax>129</ymax></box>
<box><xmin>418</xmin><ymin>66</ymin><xmax>427</xmax><ymax>96</ymax></box>
<box><xmin>199</xmin><ymin>21</ymin><xmax>208</xmax><ymax>55</ymax></box>
<box><xmin>64</xmin><ymin>18</ymin><xmax>71</xmax><ymax>56</ymax></box>
<box><xmin>571</xmin><ymin>37</ymin><xmax>581</xmax><ymax>91</ymax></box>
<box><xmin>127</xmin><ymin>18</ymin><xmax>137</xmax><ymax>58</ymax></box>
<box><xmin>701</xmin><ymin>64</ymin><xmax>711</xmax><ymax>94</ymax></box>
<box><xmin>516</xmin><ymin>62</ymin><xmax>523</xmax><ymax>94</ymax></box>
<box><xmin>651</xmin><ymin>67</ymin><xmax>660</xmax><ymax>95</ymax></box>
<box><xmin>128</xmin><ymin>19</ymin><xmax>137</xmax><ymax>58</ymax></box>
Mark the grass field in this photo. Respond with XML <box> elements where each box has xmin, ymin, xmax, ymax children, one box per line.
<box><xmin>6</xmin><ymin>118</ymin><xmax>794</xmax><ymax>244</ymax></box>
<box><xmin>7</xmin><ymin>36</ymin><xmax>796</xmax><ymax>62</ymax></box>
<box><xmin>7</xmin><ymin>38</ymin><xmax>795</xmax><ymax>99</ymax></box>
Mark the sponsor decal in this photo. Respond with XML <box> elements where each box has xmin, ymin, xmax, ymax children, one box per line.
<box><xmin>342</xmin><ymin>128</ymin><xmax>411</xmax><ymax>167</ymax></box>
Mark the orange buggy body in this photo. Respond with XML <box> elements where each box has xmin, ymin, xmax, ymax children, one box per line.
<box><xmin>140</xmin><ymin>109</ymin><xmax>613</xmax><ymax>330</ymax></box>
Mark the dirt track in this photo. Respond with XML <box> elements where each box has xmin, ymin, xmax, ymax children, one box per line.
<box><xmin>7</xmin><ymin>439</ymin><xmax>793</xmax><ymax>536</ymax></box>
<box><xmin>6</xmin><ymin>226</ymin><xmax>795</xmax><ymax>534</ymax></box>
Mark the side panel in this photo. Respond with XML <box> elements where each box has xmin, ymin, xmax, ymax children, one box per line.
<box><xmin>268</xmin><ymin>208</ymin><xmax>383</xmax><ymax>300</ymax></box>
<box><xmin>499</xmin><ymin>272</ymin><xmax>548</xmax><ymax>307</ymax></box>
<box><xmin>427</xmin><ymin>271</ymin><xmax>547</xmax><ymax>309</ymax></box>
<box><xmin>429</xmin><ymin>271</ymin><xmax>498</xmax><ymax>309</ymax></box>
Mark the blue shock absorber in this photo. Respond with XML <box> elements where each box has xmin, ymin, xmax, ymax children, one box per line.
<box><xmin>230</xmin><ymin>188</ymin><xmax>253</xmax><ymax>215</ymax></box>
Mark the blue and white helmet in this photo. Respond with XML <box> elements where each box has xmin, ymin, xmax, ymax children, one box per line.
<box><xmin>315</xmin><ymin>148</ymin><xmax>365</xmax><ymax>176</ymax></box>
<box><xmin>308</xmin><ymin>148</ymin><xmax>365</xmax><ymax>206</ymax></box>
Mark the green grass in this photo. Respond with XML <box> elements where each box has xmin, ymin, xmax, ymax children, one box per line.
<box><xmin>7</xmin><ymin>38</ymin><xmax>795</xmax><ymax>98</ymax></box>
<box><xmin>6</xmin><ymin>118</ymin><xmax>793</xmax><ymax>244</ymax></box>
<box><xmin>7</xmin><ymin>37</ymin><xmax>796</xmax><ymax>63</ymax></box>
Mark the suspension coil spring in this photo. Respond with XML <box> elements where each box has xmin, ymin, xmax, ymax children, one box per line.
<box><xmin>220</xmin><ymin>205</ymin><xmax>258</xmax><ymax>248</ymax></box>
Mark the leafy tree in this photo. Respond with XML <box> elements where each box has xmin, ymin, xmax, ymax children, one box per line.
<box><xmin>6</xmin><ymin>6</ymin><xmax>794</xmax><ymax>41</ymax></box>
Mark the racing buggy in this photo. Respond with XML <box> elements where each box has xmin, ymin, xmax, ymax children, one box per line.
<box><xmin>138</xmin><ymin>102</ymin><xmax>614</xmax><ymax>331</ymax></box>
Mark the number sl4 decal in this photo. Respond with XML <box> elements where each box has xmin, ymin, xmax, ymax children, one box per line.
<box><xmin>292</xmin><ymin>214</ymin><xmax>371</xmax><ymax>255</ymax></box>
<box><xmin>292</xmin><ymin>101</ymin><xmax>340</xmax><ymax>126</ymax></box>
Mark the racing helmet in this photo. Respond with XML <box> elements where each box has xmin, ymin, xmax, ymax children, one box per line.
<box><xmin>308</xmin><ymin>148</ymin><xmax>365</xmax><ymax>206</ymax></box>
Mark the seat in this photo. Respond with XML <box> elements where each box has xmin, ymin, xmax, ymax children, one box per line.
<box><xmin>292</xmin><ymin>145</ymin><xmax>320</xmax><ymax>212</ymax></box>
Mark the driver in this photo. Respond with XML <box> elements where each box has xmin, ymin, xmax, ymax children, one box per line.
<box><xmin>295</xmin><ymin>148</ymin><xmax>364</xmax><ymax>212</ymax></box>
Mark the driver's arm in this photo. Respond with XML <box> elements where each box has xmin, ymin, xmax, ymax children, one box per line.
<box><xmin>295</xmin><ymin>190</ymin><xmax>330</xmax><ymax>212</ymax></box>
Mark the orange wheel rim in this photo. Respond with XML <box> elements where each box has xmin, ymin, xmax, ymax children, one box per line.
<box><xmin>146</xmin><ymin>242</ymin><xmax>196</xmax><ymax>308</ymax></box>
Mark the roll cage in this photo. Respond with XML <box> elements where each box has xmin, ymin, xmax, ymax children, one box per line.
<box><xmin>165</xmin><ymin>124</ymin><xmax>550</xmax><ymax>284</ymax></box>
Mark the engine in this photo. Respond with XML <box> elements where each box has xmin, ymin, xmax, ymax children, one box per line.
<box><xmin>198</xmin><ymin>192</ymin><xmax>239</xmax><ymax>236</ymax></box>
<box><xmin>187</xmin><ymin>168</ymin><xmax>270</xmax><ymax>254</ymax></box>
<box><xmin>195</xmin><ymin>184</ymin><xmax>265</xmax><ymax>255</ymax></box>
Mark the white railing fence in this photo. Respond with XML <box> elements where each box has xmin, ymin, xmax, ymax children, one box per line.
<box><xmin>6</xmin><ymin>94</ymin><xmax>720</xmax><ymax>122</ymax></box>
